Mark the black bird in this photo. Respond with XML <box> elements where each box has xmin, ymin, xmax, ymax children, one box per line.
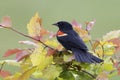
<box><xmin>53</xmin><ymin>21</ymin><xmax>103</xmax><ymax>63</ymax></box>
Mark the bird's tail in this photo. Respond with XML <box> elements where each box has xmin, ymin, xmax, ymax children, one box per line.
<box><xmin>71</xmin><ymin>48</ymin><xmax>103</xmax><ymax>63</ymax></box>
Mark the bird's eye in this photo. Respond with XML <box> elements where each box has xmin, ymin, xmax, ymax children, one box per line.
<box><xmin>59</xmin><ymin>22</ymin><xmax>63</xmax><ymax>26</ymax></box>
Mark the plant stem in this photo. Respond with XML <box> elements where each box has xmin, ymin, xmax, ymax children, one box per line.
<box><xmin>73</xmin><ymin>64</ymin><xmax>96</xmax><ymax>79</ymax></box>
<box><xmin>2</xmin><ymin>26</ymin><xmax>55</xmax><ymax>50</ymax></box>
<box><xmin>81</xmin><ymin>69</ymin><xmax>96</xmax><ymax>78</ymax></box>
<box><xmin>0</xmin><ymin>61</ymin><xmax>6</xmax><ymax>72</ymax></box>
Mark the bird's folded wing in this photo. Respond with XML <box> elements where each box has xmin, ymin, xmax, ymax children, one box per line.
<box><xmin>67</xmin><ymin>31</ymin><xmax>88</xmax><ymax>51</ymax></box>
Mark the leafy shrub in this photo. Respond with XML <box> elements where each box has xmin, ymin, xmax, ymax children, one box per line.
<box><xmin>0</xmin><ymin>13</ymin><xmax>120</xmax><ymax>80</ymax></box>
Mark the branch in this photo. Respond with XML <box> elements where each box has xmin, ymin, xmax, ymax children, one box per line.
<box><xmin>81</xmin><ymin>69</ymin><xmax>96</xmax><ymax>78</ymax></box>
<box><xmin>0</xmin><ymin>25</ymin><xmax>55</xmax><ymax>50</ymax></box>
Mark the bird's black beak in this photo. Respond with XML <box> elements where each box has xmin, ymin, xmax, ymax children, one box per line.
<box><xmin>52</xmin><ymin>23</ymin><xmax>58</xmax><ymax>26</ymax></box>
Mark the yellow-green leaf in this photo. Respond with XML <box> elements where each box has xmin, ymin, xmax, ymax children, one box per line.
<box><xmin>18</xmin><ymin>66</ymin><xmax>36</xmax><ymax>80</ymax></box>
<box><xmin>27</xmin><ymin>12</ymin><xmax>41</xmax><ymax>37</ymax></box>
<box><xmin>30</xmin><ymin>44</ymin><xmax>53</xmax><ymax>70</ymax></box>
<box><xmin>41</xmin><ymin>65</ymin><xmax>62</xmax><ymax>80</ymax></box>
<box><xmin>101</xmin><ymin>62</ymin><xmax>115</xmax><ymax>71</ymax></box>
<box><xmin>95</xmin><ymin>41</ymin><xmax>116</xmax><ymax>56</ymax></box>
<box><xmin>4</xmin><ymin>72</ymin><xmax>21</xmax><ymax>80</ymax></box>
<box><xmin>27</xmin><ymin>12</ymin><xmax>49</xmax><ymax>39</ymax></box>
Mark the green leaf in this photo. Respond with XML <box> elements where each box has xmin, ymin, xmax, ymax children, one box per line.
<box><xmin>59</xmin><ymin>71</ymin><xmax>75</xmax><ymax>80</ymax></box>
<box><xmin>30</xmin><ymin>44</ymin><xmax>53</xmax><ymax>70</ymax></box>
<box><xmin>100</xmin><ymin>63</ymin><xmax>114</xmax><ymax>72</ymax></box>
<box><xmin>40</xmin><ymin>65</ymin><xmax>62</xmax><ymax>80</ymax></box>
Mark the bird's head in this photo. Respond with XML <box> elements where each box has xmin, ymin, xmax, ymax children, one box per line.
<box><xmin>53</xmin><ymin>21</ymin><xmax>73</xmax><ymax>31</ymax></box>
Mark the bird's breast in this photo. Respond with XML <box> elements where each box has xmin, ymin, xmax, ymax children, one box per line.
<box><xmin>57</xmin><ymin>30</ymin><xmax>68</xmax><ymax>37</ymax></box>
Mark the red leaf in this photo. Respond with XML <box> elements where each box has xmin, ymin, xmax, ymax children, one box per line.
<box><xmin>47</xmin><ymin>48</ymin><xmax>57</xmax><ymax>56</ymax></box>
<box><xmin>113</xmin><ymin>62</ymin><xmax>119</xmax><ymax>68</ymax></box>
<box><xmin>0</xmin><ymin>16</ymin><xmax>12</xmax><ymax>27</ymax></box>
<box><xmin>49</xmin><ymin>32</ymin><xmax>56</xmax><ymax>38</ymax></box>
<box><xmin>109</xmin><ymin>38</ymin><xmax>120</xmax><ymax>53</ymax></box>
<box><xmin>71</xmin><ymin>20</ymin><xmax>82</xmax><ymax>28</ymax></box>
<box><xmin>19</xmin><ymin>40</ymin><xmax>38</xmax><ymax>47</ymax></box>
<box><xmin>3</xmin><ymin>49</ymin><xmax>22</xmax><ymax>57</ymax></box>
<box><xmin>16</xmin><ymin>50</ymin><xmax>30</xmax><ymax>62</ymax></box>
<box><xmin>86</xmin><ymin>19</ymin><xmax>96</xmax><ymax>31</ymax></box>
<box><xmin>0</xmin><ymin>70</ymin><xmax>11</xmax><ymax>78</ymax></box>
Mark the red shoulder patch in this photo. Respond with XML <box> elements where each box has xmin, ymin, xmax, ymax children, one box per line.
<box><xmin>57</xmin><ymin>30</ymin><xmax>65</xmax><ymax>35</ymax></box>
<box><xmin>57</xmin><ymin>30</ymin><xmax>68</xmax><ymax>37</ymax></box>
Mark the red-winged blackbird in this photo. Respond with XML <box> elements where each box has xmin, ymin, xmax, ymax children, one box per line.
<box><xmin>53</xmin><ymin>21</ymin><xmax>103</xmax><ymax>63</ymax></box>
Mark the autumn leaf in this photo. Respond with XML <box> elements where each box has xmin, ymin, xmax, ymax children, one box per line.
<box><xmin>0</xmin><ymin>60</ymin><xmax>20</xmax><ymax>67</ymax></box>
<box><xmin>40</xmin><ymin>65</ymin><xmax>62</xmax><ymax>80</ymax></box>
<box><xmin>45</xmin><ymin>40</ymin><xmax>63</xmax><ymax>56</ymax></box>
<box><xmin>96</xmin><ymin>71</ymin><xmax>109</xmax><ymax>80</ymax></box>
<box><xmin>3</xmin><ymin>48</ymin><xmax>30</xmax><ymax>62</ymax></box>
<box><xmin>71</xmin><ymin>20</ymin><xmax>82</xmax><ymax>28</ymax></box>
<box><xmin>27</xmin><ymin>12</ymin><xmax>49</xmax><ymax>40</ymax></box>
<box><xmin>27</xmin><ymin>13</ymin><xmax>41</xmax><ymax>38</ymax></box>
<box><xmin>20</xmin><ymin>57</ymin><xmax>32</xmax><ymax>73</ymax></box>
<box><xmin>30</xmin><ymin>44</ymin><xmax>53</xmax><ymax>70</ymax></box>
<box><xmin>49</xmin><ymin>32</ymin><xmax>56</xmax><ymax>38</ymax></box>
<box><xmin>16</xmin><ymin>50</ymin><xmax>30</xmax><ymax>62</ymax></box>
<box><xmin>86</xmin><ymin>19</ymin><xmax>95</xmax><ymax>31</ymax></box>
<box><xmin>103</xmin><ymin>30</ymin><xmax>120</xmax><ymax>41</ymax></box>
<box><xmin>0</xmin><ymin>16</ymin><xmax>12</xmax><ymax>28</ymax></box>
<box><xmin>3</xmin><ymin>49</ymin><xmax>22</xmax><ymax>57</ymax></box>
<box><xmin>71</xmin><ymin>20</ymin><xmax>96</xmax><ymax>42</ymax></box>
<box><xmin>4</xmin><ymin>72</ymin><xmax>22</xmax><ymax>80</ymax></box>
<box><xmin>73</xmin><ymin>25</ymin><xmax>90</xmax><ymax>42</ymax></box>
<box><xmin>45</xmin><ymin>40</ymin><xmax>63</xmax><ymax>51</ymax></box>
<box><xmin>47</xmin><ymin>48</ymin><xmax>57</xmax><ymax>56</ymax></box>
<box><xmin>18</xmin><ymin>66</ymin><xmax>36</xmax><ymax>80</ymax></box>
<box><xmin>0</xmin><ymin>70</ymin><xmax>11</xmax><ymax>78</ymax></box>
<box><xmin>95</xmin><ymin>41</ymin><xmax>116</xmax><ymax>56</ymax></box>
<box><xmin>108</xmin><ymin>38</ymin><xmax>120</xmax><ymax>53</ymax></box>
<box><xmin>19</xmin><ymin>40</ymin><xmax>38</xmax><ymax>48</ymax></box>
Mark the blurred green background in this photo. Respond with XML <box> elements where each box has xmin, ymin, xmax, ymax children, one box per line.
<box><xmin>0</xmin><ymin>0</ymin><xmax>120</xmax><ymax>80</ymax></box>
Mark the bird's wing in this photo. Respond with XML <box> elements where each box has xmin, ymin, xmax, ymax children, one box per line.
<box><xmin>66</xmin><ymin>30</ymin><xmax>88</xmax><ymax>51</ymax></box>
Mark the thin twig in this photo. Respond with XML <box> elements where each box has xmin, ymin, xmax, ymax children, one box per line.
<box><xmin>71</xmin><ymin>64</ymin><xmax>96</xmax><ymax>79</ymax></box>
<box><xmin>10</xmin><ymin>27</ymin><xmax>54</xmax><ymax>49</ymax></box>
<box><xmin>81</xmin><ymin>69</ymin><xmax>96</xmax><ymax>78</ymax></box>
<box><xmin>0</xmin><ymin>61</ymin><xmax>6</xmax><ymax>72</ymax></box>
<box><xmin>0</xmin><ymin>25</ymin><xmax>55</xmax><ymax>50</ymax></box>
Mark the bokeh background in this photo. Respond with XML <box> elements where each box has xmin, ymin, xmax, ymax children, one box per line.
<box><xmin>0</xmin><ymin>0</ymin><xmax>120</xmax><ymax>79</ymax></box>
